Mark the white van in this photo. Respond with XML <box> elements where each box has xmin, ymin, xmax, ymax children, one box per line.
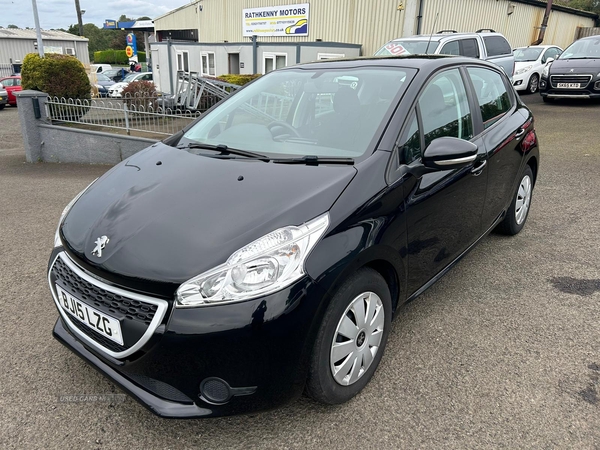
<box><xmin>90</xmin><ymin>64</ymin><xmax>113</xmax><ymax>74</ymax></box>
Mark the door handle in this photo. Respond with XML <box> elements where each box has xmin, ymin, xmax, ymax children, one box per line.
<box><xmin>471</xmin><ymin>160</ymin><xmax>487</xmax><ymax>175</ymax></box>
<box><xmin>515</xmin><ymin>128</ymin><xmax>526</xmax><ymax>139</ymax></box>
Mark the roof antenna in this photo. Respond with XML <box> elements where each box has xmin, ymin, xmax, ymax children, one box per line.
<box><xmin>424</xmin><ymin>13</ymin><xmax>440</xmax><ymax>55</ymax></box>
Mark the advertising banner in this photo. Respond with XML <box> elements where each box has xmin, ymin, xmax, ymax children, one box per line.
<box><xmin>103</xmin><ymin>19</ymin><xmax>117</xmax><ymax>29</ymax></box>
<box><xmin>243</xmin><ymin>3</ymin><xmax>309</xmax><ymax>37</ymax></box>
<box><xmin>126</xmin><ymin>32</ymin><xmax>138</xmax><ymax>62</ymax></box>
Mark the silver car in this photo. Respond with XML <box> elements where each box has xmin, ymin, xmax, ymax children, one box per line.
<box><xmin>375</xmin><ymin>30</ymin><xmax>515</xmax><ymax>79</ymax></box>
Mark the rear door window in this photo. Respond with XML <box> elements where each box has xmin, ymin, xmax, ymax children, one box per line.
<box><xmin>461</xmin><ymin>39</ymin><xmax>480</xmax><ymax>58</ymax></box>
<box><xmin>467</xmin><ymin>67</ymin><xmax>512</xmax><ymax>129</ymax></box>
<box><xmin>483</xmin><ymin>36</ymin><xmax>512</xmax><ymax>57</ymax></box>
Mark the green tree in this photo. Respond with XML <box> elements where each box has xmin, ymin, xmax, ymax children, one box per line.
<box><xmin>555</xmin><ymin>0</ymin><xmax>600</xmax><ymax>14</ymax></box>
<box><xmin>7</xmin><ymin>24</ymin><xmax>19</xmax><ymax>29</ymax></box>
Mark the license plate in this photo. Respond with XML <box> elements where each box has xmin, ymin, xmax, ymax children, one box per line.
<box><xmin>557</xmin><ymin>83</ymin><xmax>580</xmax><ymax>88</ymax></box>
<box><xmin>56</xmin><ymin>285</ymin><xmax>123</xmax><ymax>345</ymax></box>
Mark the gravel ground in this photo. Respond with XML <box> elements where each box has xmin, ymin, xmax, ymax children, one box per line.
<box><xmin>0</xmin><ymin>95</ymin><xmax>599</xmax><ymax>449</ymax></box>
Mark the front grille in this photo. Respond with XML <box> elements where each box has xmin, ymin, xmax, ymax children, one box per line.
<box><xmin>53</xmin><ymin>257</ymin><xmax>157</xmax><ymax>325</ymax></box>
<box><xmin>50</xmin><ymin>253</ymin><xmax>168</xmax><ymax>357</ymax></box>
<box><xmin>550</xmin><ymin>74</ymin><xmax>592</xmax><ymax>88</ymax></box>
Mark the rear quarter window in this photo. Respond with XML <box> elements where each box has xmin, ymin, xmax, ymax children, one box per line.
<box><xmin>483</xmin><ymin>36</ymin><xmax>512</xmax><ymax>57</ymax></box>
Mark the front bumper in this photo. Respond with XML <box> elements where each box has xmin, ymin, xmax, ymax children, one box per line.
<box><xmin>49</xmin><ymin>249</ymin><xmax>326</xmax><ymax>418</ymax></box>
<box><xmin>540</xmin><ymin>77</ymin><xmax>600</xmax><ymax>99</ymax></box>
<box><xmin>512</xmin><ymin>72</ymin><xmax>531</xmax><ymax>91</ymax></box>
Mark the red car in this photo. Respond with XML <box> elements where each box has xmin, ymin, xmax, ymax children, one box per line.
<box><xmin>0</xmin><ymin>76</ymin><xmax>22</xmax><ymax>106</ymax></box>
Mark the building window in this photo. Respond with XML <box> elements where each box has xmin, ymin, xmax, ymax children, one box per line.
<box><xmin>317</xmin><ymin>53</ymin><xmax>345</xmax><ymax>60</ymax></box>
<box><xmin>201</xmin><ymin>52</ymin><xmax>216</xmax><ymax>76</ymax></box>
<box><xmin>263</xmin><ymin>53</ymin><xmax>287</xmax><ymax>74</ymax></box>
<box><xmin>65</xmin><ymin>48</ymin><xmax>75</xmax><ymax>56</ymax></box>
<box><xmin>176</xmin><ymin>51</ymin><xmax>189</xmax><ymax>72</ymax></box>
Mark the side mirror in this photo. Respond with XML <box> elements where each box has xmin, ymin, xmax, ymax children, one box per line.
<box><xmin>545</xmin><ymin>57</ymin><xmax>555</xmax><ymax>65</ymax></box>
<box><xmin>422</xmin><ymin>137</ymin><xmax>478</xmax><ymax>170</ymax></box>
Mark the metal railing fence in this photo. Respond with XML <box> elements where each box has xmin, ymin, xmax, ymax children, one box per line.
<box><xmin>45</xmin><ymin>93</ymin><xmax>202</xmax><ymax>137</ymax></box>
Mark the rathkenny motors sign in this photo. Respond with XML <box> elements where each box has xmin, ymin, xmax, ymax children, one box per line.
<box><xmin>243</xmin><ymin>3</ymin><xmax>309</xmax><ymax>37</ymax></box>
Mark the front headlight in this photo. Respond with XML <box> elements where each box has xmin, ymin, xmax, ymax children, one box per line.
<box><xmin>54</xmin><ymin>178</ymin><xmax>98</xmax><ymax>247</ymax></box>
<box><xmin>542</xmin><ymin>63</ymin><xmax>552</xmax><ymax>78</ymax></box>
<box><xmin>176</xmin><ymin>213</ymin><xmax>330</xmax><ymax>307</ymax></box>
<box><xmin>515</xmin><ymin>65</ymin><xmax>533</xmax><ymax>76</ymax></box>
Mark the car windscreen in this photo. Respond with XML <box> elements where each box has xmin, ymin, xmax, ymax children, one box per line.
<box><xmin>514</xmin><ymin>47</ymin><xmax>543</xmax><ymax>62</ymax></box>
<box><xmin>97</xmin><ymin>73</ymin><xmax>110</xmax><ymax>81</ymax></box>
<box><xmin>375</xmin><ymin>40</ymin><xmax>440</xmax><ymax>56</ymax></box>
<box><xmin>181</xmin><ymin>67</ymin><xmax>416</xmax><ymax>161</ymax></box>
<box><xmin>123</xmin><ymin>74</ymin><xmax>137</xmax><ymax>82</ymax></box>
<box><xmin>559</xmin><ymin>38</ymin><xmax>600</xmax><ymax>59</ymax></box>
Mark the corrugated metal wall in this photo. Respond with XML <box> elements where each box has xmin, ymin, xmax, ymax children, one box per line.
<box><xmin>421</xmin><ymin>0</ymin><xmax>595</xmax><ymax>49</ymax></box>
<box><xmin>0</xmin><ymin>39</ymin><xmax>90</xmax><ymax>65</ymax></box>
<box><xmin>154</xmin><ymin>0</ymin><xmax>596</xmax><ymax>56</ymax></box>
<box><xmin>154</xmin><ymin>3</ymin><xmax>201</xmax><ymax>31</ymax></box>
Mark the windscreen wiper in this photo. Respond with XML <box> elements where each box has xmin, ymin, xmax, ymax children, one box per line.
<box><xmin>271</xmin><ymin>155</ymin><xmax>355</xmax><ymax>165</ymax></box>
<box><xmin>177</xmin><ymin>142</ymin><xmax>270</xmax><ymax>161</ymax></box>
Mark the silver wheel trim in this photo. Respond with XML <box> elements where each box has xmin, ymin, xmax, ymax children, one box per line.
<box><xmin>529</xmin><ymin>75</ymin><xmax>539</xmax><ymax>93</ymax></box>
<box><xmin>330</xmin><ymin>291</ymin><xmax>385</xmax><ymax>386</ymax></box>
<box><xmin>515</xmin><ymin>174</ymin><xmax>532</xmax><ymax>225</ymax></box>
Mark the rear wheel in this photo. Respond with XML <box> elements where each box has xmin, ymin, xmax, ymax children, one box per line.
<box><xmin>496</xmin><ymin>165</ymin><xmax>534</xmax><ymax>235</ymax></box>
<box><xmin>306</xmin><ymin>268</ymin><xmax>392</xmax><ymax>404</ymax></box>
<box><xmin>527</xmin><ymin>74</ymin><xmax>539</xmax><ymax>94</ymax></box>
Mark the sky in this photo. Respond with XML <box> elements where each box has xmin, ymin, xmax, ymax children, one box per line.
<box><xmin>1</xmin><ymin>0</ymin><xmax>191</xmax><ymax>30</ymax></box>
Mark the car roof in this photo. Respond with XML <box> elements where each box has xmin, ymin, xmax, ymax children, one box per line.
<box><xmin>389</xmin><ymin>32</ymin><xmax>506</xmax><ymax>42</ymax></box>
<box><xmin>514</xmin><ymin>45</ymin><xmax>557</xmax><ymax>49</ymax></box>
<box><xmin>290</xmin><ymin>54</ymin><xmax>504</xmax><ymax>73</ymax></box>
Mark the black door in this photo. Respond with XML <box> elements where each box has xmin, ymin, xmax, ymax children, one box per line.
<box><xmin>399</xmin><ymin>68</ymin><xmax>489</xmax><ymax>295</ymax></box>
<box><xmin>465</xmin><ymin>67</ymin><xmax>526</xmax><ymax>228</ymax></box>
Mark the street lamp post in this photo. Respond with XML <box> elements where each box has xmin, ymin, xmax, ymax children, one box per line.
<box><xmin>75</xmin><ymin>0</ymin><xmax>84</xmax><ymax>36</ymax></box>
<box><xmin>31</xmin><ymin>0</ymin><xmax>44</xmax><ymax>57</ymax></box>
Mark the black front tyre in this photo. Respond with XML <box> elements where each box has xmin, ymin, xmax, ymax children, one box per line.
<box><xmin>527</xmin><ymin>74</ymin><xmax>539</xmax><ymax>94</ymax></box>
<box><xmin>306</xmin><ymin>268</ymin><xmax>392</xmax><ymax>405</ymax></box>
<box><xmin>496</xmin><ymin>165</ymin><xmax>534</xmax><ymax>235</ymax></box>
<box><xmin>0</xmin><ymin>104</ymin><xmax>5</xmax><ymax>110</ymax></box>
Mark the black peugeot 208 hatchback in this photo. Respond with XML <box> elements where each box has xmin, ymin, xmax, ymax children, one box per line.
<box><xmin>49</xmin><ymin>56</ymin><xmax>540</xmax><ymax>418</ymax></box>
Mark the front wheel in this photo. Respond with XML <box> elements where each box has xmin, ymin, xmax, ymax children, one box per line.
<box><xmin>527</xmin><ymin>74</ymin><xmax>539</xmax><ymax>94</ymax></box>
<box><xmin>496</xmin><ymin>165</ymin><xmax>534</xmax><ymax>235</ymax></box>
<box><xmin>306</xmin><ymin>268</ymin><xmax>392</xmax><ymax>404</ymax></box>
